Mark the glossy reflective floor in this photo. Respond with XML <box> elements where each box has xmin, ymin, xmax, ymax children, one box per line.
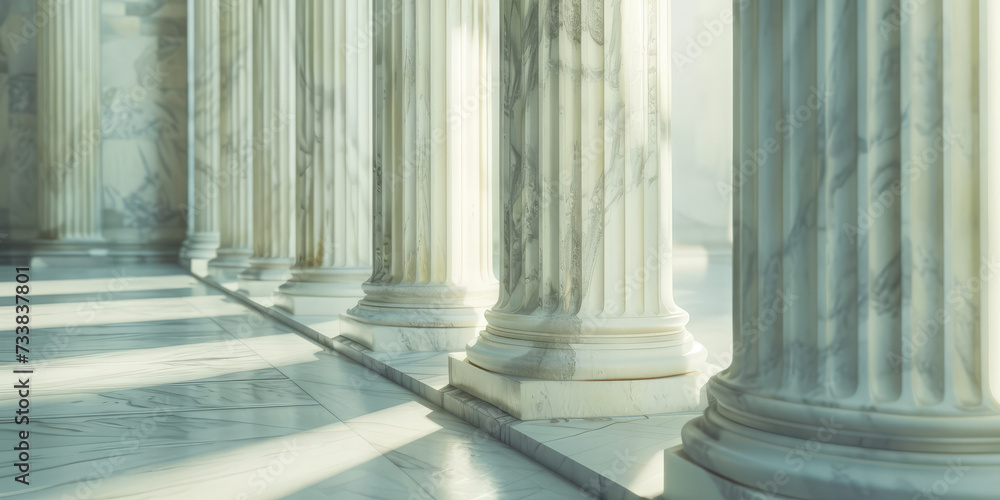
<box><xmin>0</xmin><ymin>264</ymin><xmax>587</xmax><ymax>499</ymax></box>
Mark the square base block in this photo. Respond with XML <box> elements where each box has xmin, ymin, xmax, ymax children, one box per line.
<box><xmin>339</xmin><ymin>315</ymin><xmax>481</xmax><ymax>352</ymax></box>
<box><xmin>663</xmin><ymin>446</ymin><xmax>798</xmax><ymax>500</ymax></box>
<box><xmin>448</xmin><ymin>353</ymin><xmax>707</xmax><ymax>420</ymax></box>
<box><xmin>180</xmin><ymin>257</ymin><xmax>210</xmax><ymax>277</ymax></box>
<box><xmin>273</xmin><ymin>294</ymin><xmax>362</xmax><ymax>317</ymax></box>
<box><xmin>236</xmin><ymin>278</ymin><xmax>285</xmax><ymax>298</ymax></box>
<box><xmin>207</xmin><ymin>265</ymin><xmax>247</xmax><ymax>284</ymax></box>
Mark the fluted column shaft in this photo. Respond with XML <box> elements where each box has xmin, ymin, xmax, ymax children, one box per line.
<box><xmin>36</xmin><ymin>0</ymin><xmax>101</xmax><ymax>241</ymax></box>
<box><xmin>181</xmin><ymin>0</ymin><xmax>222</xmax><ymax>262</ymax></box>
<box><xmin>678</xmin><ymin>2</ymin><xmax>1000</xmax><ymax>499</ymax></box>
<box><xmin>340</xmin><ymin>0</ymin><xmax>497</xmax><ymax>351</ymax></box>
<box><xmin>237</xmin><ymin>0</ymin><xmax>296</xmax><ymax>295</ymax></box>
<box><xmin>464</xmin><ymin>0</ymin><xmax>705</xmax><ymax>381</ymax></box>
<box><xmin>209</xmin><ymin>0</ymin><xmax>254</xmax><ymax>280</ymax></box>
<box><xmin>274</xmin><ymin>0</ymin><xmax>373</xmax><ymax>314</ymax></box>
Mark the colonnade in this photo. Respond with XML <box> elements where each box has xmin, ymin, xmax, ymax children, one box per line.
<box><xmin>173</xmin><ymin>0</ymin><xmax>706</xmax><ymax>419</ymax></box>
<box><xmin>32</xmin><ymin>0</ymin><xmax>1000</xmax><ymax>497</ymax></box>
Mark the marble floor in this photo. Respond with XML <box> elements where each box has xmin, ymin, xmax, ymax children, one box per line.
<box><xmin>191</xmin><ymin>246</ymin><xmax>735</xmax><ymax>500</ymax></box>
<box><xmin>0</xmin><ymin>264</ymin><xmax>588</xmax><ymax>499</ymax></box>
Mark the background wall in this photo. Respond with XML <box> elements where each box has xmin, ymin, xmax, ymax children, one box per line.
<box><xmin>0</xmin><ymin>0</ymin><xmax>732</xmax><ymax>250</ymax></box>
<box><xmin>0</xmin><ymin>0</ymin><xmax>188</xmax><ymax>246</ymax></box>
<box><xmin>0</xmin><ymin>0</ymin><xmax>37</xmax><ymax>242</ymax></box>
<box><xmin>671</xmin><ymin>0</ymin><xmax>733</xmax><ymax>249</ymax></box>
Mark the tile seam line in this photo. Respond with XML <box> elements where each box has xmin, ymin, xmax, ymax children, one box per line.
<box><xmin>188</xmin><ymin>270</ymin><xmax>650</xmax><ymax>500</ymax></box>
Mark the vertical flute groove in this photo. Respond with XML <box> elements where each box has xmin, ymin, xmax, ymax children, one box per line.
<box><xmin>218</xmin><ymin>0</ymin><xmax>254</xmax><ymax>255</ymax></box>
<box><xmin>368</xmin><ymin>0</ymin><xmax>493</xmax><ymax>291</ymax></box>
<box><xmin>37</xmin><ymin>0</ymin><xmax>102</xmax><ymax>240</ymax></box>
<box><xmin>251</xmin><ymin>0</ymin><xmax>295</xmax><ymax>260</ymax></box>
<box><xmin>466</xmin><ymin>0</ymin><xmax>703</xmax><ymax>382</ymax></box>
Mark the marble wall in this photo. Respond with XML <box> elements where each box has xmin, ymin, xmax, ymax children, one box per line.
<box><xmin>0</xmin><ymin>0</ymin><xmax>188</xmax><ymax>246</ymax></box>
<box><xmin>0</xmin><ymin>0</ymin><xmax>38</xmax><ymax>241</ymax></box>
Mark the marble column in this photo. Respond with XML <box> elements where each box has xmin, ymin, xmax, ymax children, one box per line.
<box><xmin>339</xmin><ymin>0</ymin><xmax>497</xmax><ymax>351</ymax></box>
<box><xmin>180</xmin><ymin>0</ymin><xmax>222</xmax><ymax>271</ymax></box>
<box><xmin>668</xmin><ymin>1</ymin><xmax>1000</xmax><ymax>499</ymax></box>
<box><xmin>273</xmin><ymin>0</ymin><xmax>373</xmax><ymax>315</ymax></box>
<box><xmin>208</xmin><ymin>0</ymin><xmax>254</xmax><ymax>282</ymax></box>
<box><xmin>449</xmin><ymin>0</ymin><xmax>707</xmax><ymax>420</ymax></box>
<box><xmin>36</xmin><ymin>0</ymin><xmax>102</xmax><ymax>243</ymax></box>
<box><xmin>237</xmin><ymin>0</ymin><xmax>296</xmax><ymax>297</ymax></box>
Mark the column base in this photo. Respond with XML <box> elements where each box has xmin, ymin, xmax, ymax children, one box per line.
<box><xmin>663</xmin><ymin>446</ymin><xmax>797</xmax><ymax>500</ymax></box>
<box><xmin>338</xmin><ymin>282</ymin><xmax>496</xmax><ymax>351</ymax></box>
<box><xmin>0</xmin><ymin>239</ymin><xmax>179</xmax><ymax>266</ymax></box>
<box><xmin>273</xmin><ymin>267</ymin><xmax>369</xmax><ymax>316</ymax></box>
<box><xmin>466</xmin><ymin>310</ymin><xmax>707</xmax><ymax>380</ymax></box>
<box><xmin>207</xmin><ymin>247</ymin><xmax>252</xmax><ymax>283</ymax></box>
<box><xmin>448</xmin><ymin>352</ymin><xmax>706</xmax><ymax>420</ymax></box>
<box><xmin>678</xmin><ymin>404</ymin><xmax>1000</xmax><ymax>500</ymax></box>
<box><xmin>10</xmin><ymin>239</ymin><xmax>107</xmax><ymax>268</ymax></box>
<box><xmin>339</xmin><ymin>305</ymin><xmax>487</xmax><ymax>352</ymax></box>
<box><xmin>236</xmin><ymin>257</ymin><xmax>293</xmax><ymax>297</ymax></box>
<box><xmin>180</xmin><ymin>232</ymin><xmax>220</xmax><ymax>276</ymax></box>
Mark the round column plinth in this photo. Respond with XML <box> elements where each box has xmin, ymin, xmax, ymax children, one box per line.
<box><xmin>207</xmin><ymin>247</ymin><xmax>252</xmax><ymax>282</ymax></box>
<box><xmin>339</xmin><ymin>282</ymin><xmax>497</xmax><ymax>352</ymax></box>
<box><xmin>681</xmin><ymin>404</ymin><xmax>1000</xmax><ymax>500</ymax></box>
<box><xmin>273</xmin><ymin>267</ymin><xmax>370</xmax><ymax>316</ymax></box>
<box><xmin>466</xmin><ymin>310</ymin><xmax>706</xmax><ymax>381</ymax></box>
<box><xmin>237</xmin><ymin>257</ymin><xmax>293</xmax><ymax>297</ymax></box>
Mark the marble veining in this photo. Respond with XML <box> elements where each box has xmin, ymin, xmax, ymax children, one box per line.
<box><xmin>37</xmin><ymin>0</ymin><xmax>102</xmax><ymax>240</ymax></box>
<box><xmin>341</xmin><ymin>0</ymin><xmax>498</xmax><ymax>349</ymax></box>
<box><xmin>237</xmin><ymin>0</ymin><xmax>297</xmax><ymax>292</ymax></box>
<box><xmin>0</xmin><ymin>264</ymin><xmax>584</xmax><ymax>499</ymax></box>
<box><xmin>100</xmin><ymin>0</ymin><xmax>188</xmax><ymax>243</ymax></box>
<box><xmin>180</xmin><ymin>0</ymin><xmax>222</xmax><ymax>260</ymax></box>
<box><xmin>679</xmin><ymin>2</ymin><xmax>1000</xmax><ymax>499</ymax></box>
<box><xmin>463</xmin><ymin>0</ymin><xmax>706</xmax><ymax>384</ymax></box>
<box><xmin>271</xmin><ymin>0</ymin><xmax>374</xmax><ymax>314</ymax></box>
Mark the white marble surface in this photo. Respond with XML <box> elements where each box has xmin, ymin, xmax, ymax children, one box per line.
<box><xmin>36</xmin><ymin>0</ymin><xmax>101</xmax><ymax>241</ymax></box>
<box><xmin>208</xmin><ymin>0</ymin><xmax>254</xmax><ymax>281</ymax></box>
<box><xmin>204</xmin><ymin>248</ymin><xmax>735</xmax><ymax>499</ymax></box>
<box><xmin>460</xmin><ymin>0</ymin><xmax>707</xmax><ymax>419</ymax></box>
<box><xmin>273</xmin><ymin>0</ymin><xmax>373</xmax><ymax>316</ymax></box>
<box><xmin>677</xmin><ymin>2</ymin><xmax>1000</xmax><ymax>499</ymax></box>
<box><xmin>237</xmin><ymin>0</ymin><xmax>296</xmax><ymax>295</ymax></box>
<box><xmin>0</xmin><ymin>0</ymin><xmax>187</xmax><ymax>248</ymax></box>
<box><xmin>449</xmin><ymin>352</ymin><xmax>705</xmax><ymax>420</ymax></box>
<box><xmin>342</xmin><ymin>0</ymin><xmax>498</xmax><ymax>351</ymax></box>
<box><xmin>99</xmin><ymin>0</ymin><xmax>188</xmax><ymax>246</ymax></box>
<box><xmin>0</xmin><ymin>263</ymin><xmax>586</xmax><ymax>499</ymax></box>
<box><xmin>180</xmin><ymin>0</ymin><xmax>221</xmax><ymax>262</ymax></box>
